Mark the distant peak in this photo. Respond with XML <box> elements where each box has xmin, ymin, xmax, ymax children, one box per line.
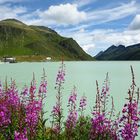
<box><xmin>95</xmin><ymin>51</ymin><xmax>104</xmax><ymax>57</ymax></box>
<box><xmin>110</xmin><ymin>45</ymin><xmax>117</xmax><ymax>48</ymax></box>
<box><xmin>1</xmin><ymin>18</ymin><xmax>25</xmax><ymax>25</ymax></box>
<box><xmin>117</xmin><ymin>45</ymin><xmax>125</xmax><ymax>48</ymax></box>
<box><xmin>107</xmin><ymin>45</ymin><xmax>117</xmax><ymax>50</ymax></box>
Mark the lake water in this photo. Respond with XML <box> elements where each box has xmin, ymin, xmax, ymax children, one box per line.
<box><xmin>0</xmin><ymin>61</ymin><xmax>140</xmax><ymax>139</ymax></box>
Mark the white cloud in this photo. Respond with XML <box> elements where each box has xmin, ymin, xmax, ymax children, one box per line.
<box><xmin>73</xmin><ymin>0</ymin><xmax>95</xmax><ymax>8</ymax></box>
<box><xmin>129</xmin><ymin>14</ymin><xmax>140</xmax><ymax>30</ymax></box>
<box><xmin>59</xmin><ymin>27</ymin><xmax>140</xmax><ymax>56</ymax></box>
<box><xmin>37</xmin><ymin>3</ymin><xmax>86</xmax><ymax>25</ymax></box>
<box><xmin>0</xmin><ymin>4</ymin><xmax>27</xmax><ymax>20</ymax></box>
<box><xmin>96</xmin><ymin>30</ymin><xmax>140</xmax><ymax>46</ymax></box>
<box><xmin>2</xmin><ymin>1</ymin><xmax>138</xmax><ymax>28</ymax></box>
<box><xmin>87</xmin><ymin>1</ymin><xmax>138</xmax><ymax>25</ymax></box>
<box><xmin>82</xmin><ymin>44</ymin><xmax>95</xmax><ymax>51</ymax></box>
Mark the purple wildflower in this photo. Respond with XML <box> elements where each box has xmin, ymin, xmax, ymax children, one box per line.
<box><xmin>79</xmin><ymin>96</ymin><xmax>87</xmax><ymax>111</ymax></box>
<box><xmin>66</xmin><ymin>87</ymin><xmax>78</xmax><ymax>137</ymax></box>
<box><xmin>14</xmin><ymin>128</ymin><xmax>28</xmax><ymax>140</ymax></box>
<box><xmin>22</xmin><ymin>86</ymin><xmax>28</xmax><ymax>96</ymax></box>
<box><xmin>7</xmin><ymin>81</ymin><xmax>20</xmax><ymax>107</ymax></box>
<box><xmin>29</xmin><ymin>76</ymin><xmax>36</xmax><ymax>100</ymax></box>
<box><xmin>39</xmin><ymin>80</ymin><xmax>47</xmax><ymax>94</ymax></box>
<box><xmin>119</xmin><ymin>66</ymin><xmax>140</xmax><ymax>140</ymax></box>
<box><xmin>52</xmin><ymin>104</ymin><xmax>61</xmax><ymax>117</ymax></box>
<box><xmin>0</xmin><ymin>100</ymin><xmax>11</xmax><ymax>127</ymax></box>
<box><xmin>25</xmin><ymin>100</ymin><xmax>42</xmax><ymax>136</ymax></box>
<box><xmin>68</xmin><ymin>88</ymin><xmax>77</xmax><ymax>105</ymax></box>
<box><xmin>51</xmin><ymin>61</ymin><xmax>65</xmax><ymax>135</ymax></box>
<box><xmin>52</xmin><ymin>124</ymin><xmax>61</xmax><ymax>134</ymax></box>
<box><xmin>39</xmin><ymin>68</ymin><xmax>47</xmax><ymax>99</ymax></box>
<box><xmin>120</xmin><ymin>98</ymin><xmax>140</xmax><ymax>139</ymax></box>
<box><xmin>66</xmin><ymin>110</ymin><xmax>78</xmax><ymax>129</ymax></box>
<box><xmin>90</xmin><ymin>74</ymin><xmax>118</xmax><ymax>139</ymax></box>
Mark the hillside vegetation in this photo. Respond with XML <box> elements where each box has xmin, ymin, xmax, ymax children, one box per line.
<box><xmin>0</xmin><ymin>19</ymin><xmax>93</xmax><ymax>61</ymax></box>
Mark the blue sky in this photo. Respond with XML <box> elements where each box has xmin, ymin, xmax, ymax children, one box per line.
<box><xmin>0</xmin><ymin>0</ymin><xmax>140</xmax><ymax>56</ymax></box>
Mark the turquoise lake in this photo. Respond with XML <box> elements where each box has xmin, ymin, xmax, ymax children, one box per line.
<box><xmin>0</xmin><ymin>61</ymin><xmax>140</xmax><ymax>139</ymax></box>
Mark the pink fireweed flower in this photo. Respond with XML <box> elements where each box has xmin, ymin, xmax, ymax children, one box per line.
<box><xmin>66</xmin><ymin>87</ymin><xmax>78</xmax><ymax>130</ymax></box>
<box><xmin>66</xmin><ymin>110</ymin><xmax>78</xmax><ymax>129</ymax></box>
<box><xmin>29</xmin><ymin>77</ymin><xmax>36</xmax><ymax>100</ymax></box>
<box><xmin>39</xmin><ymin>68</ymin><xmax>47</xmax><ymax>98</ymax></box>
<box><xmin>52</xmin><ymin>124</ymin><xmax>61</xmax><ymax>134</ymax></box>
<box><xmin>100</xmin><ymin>73</ymin><xmax>110</xmax><ymax>113</ymax></box>
<box><xmin>25</xmin><ymin>100</ymin><xmax>42</xmax><ymax>134</ymax></box>
<box><xmin>51</xmin><ymin>62</ymin><xmax>66</xmax><ymax>135</ymax></box>
<box><xmin>7</xmin><ymin>90</ymin><xmax>19</xmax><ymax>107</ymax></box>
<box><xmin>56</xmin><ymin>70</ymin><xmax>65</xmax><ymax>84</ymax></box>
<box><xmin>39</xmin><ymin>80</ymin><xmax>47</xmax><ymax>94</ymax></box>
<box><xmin>29</xmin><ymin>83</ymin><xmax>36</xmax><ymax>95</ymax></box>
<box><xmin>120</xmin><ymin>100</ymin><xmax>140</xmax><ymax>139</ymax></box>
<box><xmin>21</xmin><ymin>86</ymin><xmax>28</xmax><ymax>96</ymax></box>
<box><xmin>6</xmin><ymin>81</ymin><xmax>20</xmax><ymax>108</ymax></box>
<box><xmin>51</xmin><ymin>103</ymin><xmax>62</xmax><ymax>134</ymax></box>
<box><xmin>52</xmin><ymin>104</ymin><xmax>61</xmax><ymax>117</ymax></box>
<box><xmin>90</xmin><ymin>75</ymin><xmax>118</xmax><ymax>139</ymax></box>
<box><xmin>101</xmin><ymin>72</ymin><xmax>109</xmax><ymax>95</ymax></box>
<box><xmin>21</xmin><ymin>86</ymin><xmax>29</xmax><ymax>104</ymax></box>
<box><xmin>55</xmin><ymin>62</ymin><xmax>65</xmax><ymax>86</ymax></box>
<box><xmin>79</xmin><ymin>96</ymin><xmax>87</xmax><ymax>111</ymax></box>
<box><xmin>68</xmin><ymin>87</ymin><xmax>77</xmax><ymax>109</ymax></box>
<box><xmin>90</xmin><ymin>112</ymin><xmax>117</xmax><ymax>139</ymax></box>
<box><xmin>68</xmin><ymin>88</ymin><xmax>77</xmax><ymax>105</ymax></box>
<box><xmin>0</xmin><ymin>101</ymin><xmax>11</xmax><ymax>127</ymax></box>
<box><xmin>119</xmin><ymin>67</ymin><xmax>140</xmax><ymax>140</ymax></box>
<box><xmin>14</xmin><ymin>128</ymin><xmax>28</xmax><ymax>140</ymax></box>
<box><xmin>38</xmin><ymin>79</ymin><xmax>47</xmax><ymax>103</ymax></box>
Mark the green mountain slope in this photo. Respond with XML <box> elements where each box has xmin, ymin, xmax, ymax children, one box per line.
<box><xmin>95</xmin><ymin>44</ymin><xmax>140</xmax><ymax>60</ymax></box>
<box><xmin>0</xmin><ymin>19</ymin><xmax>93</xmax><ymax>61</ymax></box>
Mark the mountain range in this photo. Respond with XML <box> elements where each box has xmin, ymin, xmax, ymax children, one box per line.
<box><xmin>1</xmin><ymin>19</ymin><xmax>140</xmax><ymax>61</ymax></box>
<box><xmin>0</xmin><ymin>19</ymin><xmax>93</xmax><ymax>61</ymax></box>
<box><xmin>95</xmin><ymin>43</ymin><xmax>140</xmax><ymax>60</ymax></box>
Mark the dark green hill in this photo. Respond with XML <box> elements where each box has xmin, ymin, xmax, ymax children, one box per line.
<box><xmin>0</xmin><ymin>19</ymin><xmax>93</xmax><ymax>61</ymax></box>
<box><xmin>95</xmin><ymin>44</ymin><xmax>140</xmax><ymax>60</ymax></box>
